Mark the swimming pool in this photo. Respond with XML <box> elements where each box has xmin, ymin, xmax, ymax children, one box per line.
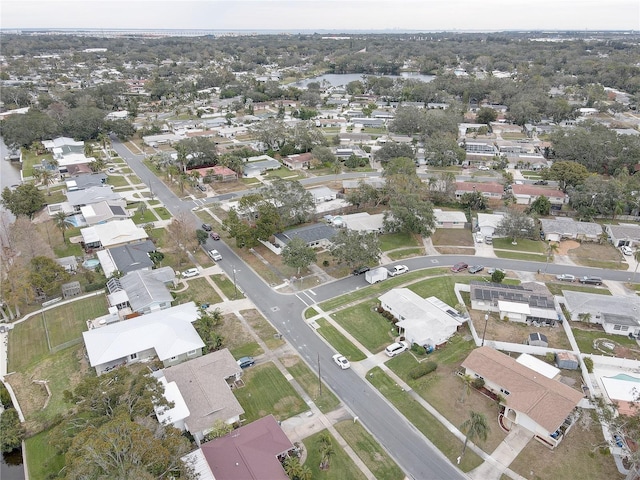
<box><xmin>609</xmin><ymin>374</ymin><xmax>640</xmax><ymax>383</ymax></box>
<box><xmin>83</xmin><ymin>259</ymin><xmax>100</xmax><ymax>269</ymax></box>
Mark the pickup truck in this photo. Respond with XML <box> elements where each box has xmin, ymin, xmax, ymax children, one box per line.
<box><xmin>388</xmin><ymin>265</ymin><xmax>409</xmax><ymax>277</ymax></box>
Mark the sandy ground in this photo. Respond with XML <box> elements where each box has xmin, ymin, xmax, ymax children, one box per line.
<box><xmin>556</xmin><ymin>240</ymin><xmax>581</xmax><ymax>255</ymax></box>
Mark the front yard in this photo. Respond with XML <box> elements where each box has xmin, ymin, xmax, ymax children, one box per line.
<box><xmin>331</xmin><ymin>301</ymin><xmax>397</xmax><ymax>353</ymax></box>
<box><xmin>568</xmin><ymin>242</ymin><xmax>628</xmax><ymax>270</ymax></box>
<box><xmin>302</xmin><ymin>430</ymin><xmax>367</xmax><ymax>480</ymax></box>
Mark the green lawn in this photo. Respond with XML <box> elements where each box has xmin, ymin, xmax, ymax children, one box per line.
<box><xmin>263</xmin><ymin>168</ymin><xmax>302</xmax><ymax>180</ymax></box>
<box><xmin>130</xmin><ymin>208</ymin><xmax>157</xmax><ymax>224</ymax></box>
<box><xmin>493</xmin><ymin>250</ymin><xmax>547</xmax><ymax>262</ymax></box>
<box><xmin>153</xmin><ymin>206</ymin><xmax>172</xmax><ymax>220</ymax></box>
<box><xmin>241</xmin><ymin>309</ymin><xmax>286</xmax><ymax>350</ymax></box>
<box><xmin>230</xmin><ymin>342</ymin><xmax>263</xmax><ymax>359</ymax></box>
<box><xmin>302</xmin><ymin>430</ymin><xmax>367</xmax><ymax>480</ymax></box>
<box><xmin>366</xmin><ymin>367</ymin><xmax>483</xmax><ymax>472</ymax></box>
<box><xmin>234</xmin><ymin>362</ymin><xmax>307</xmax><ymax>422</ymax></box>
<box><xmin>387</xmin><ymin>247</ymin><xmax>425</xmax><ymax>260</ymax></box>
<box><xmin>492</xmin><ymin>238</ymin><xmax>546</xmax><ymax>253</ymax></box>
<box><xmin>305</xmin><ymin>307</ymin><xmax>319</xmax><ymax>319</ymax></box>
<box><xmin>332</xmin><ymin>302</ymin><xmax>396</xmax><ymax>353</ymax></box>
<box><xmin>378</xmin><ymin>232</ymin><xmax>421</xmax><ymax>252</ymax></box>
<box><xmin>334</xmin><ymin>420</ymin><xmax>404</xmax><ymax>480</ymax></box>
<box><xmin>546</xmin><ymin>282</ymin><xmax>611</xmax><ymax>296</ymax></box>
<box><xmin>211</xmin><ymin>273</ymin><xmax>244</xmax><ymax>300</ymax></box>
<box><xmin>25</xmin><ymin>429</ymin><xmax>65</xmax><ymax>480</ymax></box>
<box><xmin>316</xmin><ymin>319</ymin><xmax>366</xmax><ymax>361</ymax></box>
<box><xmin>173</xmin><ymin>277</ymin><xmax>223</xmax><ymax>306</ymax></box>
<box><xmin>572</xmin><ymin>328</ymin><xmax>640</xmax><ymax>355</ymax></box>
<box><xmin>408</xmin><ymin>276</ymin><xmax>465</xmax><ymax>309</ymax></box>
<box><xmin>9</xmin><ymin>296</ymin><xmax>108</xmax><ymax>372</ymax></box>
<box><xmin>106</xmin><ymin>175</ymin><xmax>129</xmax><ymax>187</ymax></box>
<box><xmin>286</xmin><ymin>358</ymin><xmax>340</xmax><ymax>414</ymax></box>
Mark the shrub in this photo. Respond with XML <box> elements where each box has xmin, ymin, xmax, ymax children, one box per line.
<box><xmin>472</xmin><ymin>377</ymin><xmax>485</xmax><ymax>389</ymax></box>
<box><xmin>545</xmin><ymin>352</ymin><xmax>555</xmax><ymax>364</ymax></box>
<box><xmin>583</xmin><ymin>356</ymin><xmax>594</xmax><ymax>373</ymax></box>
<box><xmin>409</xmin><ymin>361</ymin><xmax>437</xmax><ymax>379</ymax></box>
<box><xmin>411</xmin><ymin>344</ymin><xmax>426</xmax><ymax>356</ymax></box>
<box><xmin>0</xmin><ymin>382</ymin><xmax>11</xmax><ymax>408</ymax></box>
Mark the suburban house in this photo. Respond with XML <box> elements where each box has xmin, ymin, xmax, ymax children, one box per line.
<box><xmin>476</xmin><ymin>212</ymin><xmax>505</xmax><ymax>238</ymax></box>
<box><xmin>96</xmin><ymin>240</ymin><xmax>157</xmax><ymax>278</ymax></box>
<box><xmin>243</xmin><ymin>155</ymin><xmax>281</xmax><ymax>177</ymax></box>
<box><xmin>191</xmin><ymin>165</ymin><xmax>238</xmax><ymax>182</ymax></box>
<box><xmin>332</xmin><ymin>212</ymin><xmax>384</xmax><ymax>233</ymax></box>
<box><xmin>605</xmin><ymin>223</ymin><xmax>640</xmax><ymax>248</ymax></box>
<box><xmin>539</xmin><ymin>218</ymin><xmax>602</xmax><ymax>242</ymax></box>
<box><xmin>461</xmin><ymin>139</ymin><xmax>498</xmax><ymax>155</ymax></box>
<box><xmin>379</xmin><ymin>289</ymin><xmax>466</xmax><ymax>349</ymax></box>
<box><xmin>307</xmin><ymin>185</ymin><xmax>338</xmax><ymax>204</ymax></box>
<box><xmin>282</xmin><ymin>152</ymin><xmax>313</xmax><ymax>170</ymax></box>
<box><xmin>511</xmin><ymin>185</ymin><xmax>568</xmax><ymax>208</ymax></box>
<box><xmin>82</xmin><ymin>302</ymin><xmax>204</xmax><ymax>375</ymax></box>
<box><xmin>184</xmin><ymin>415</ymin><xmax>294</xmax><ymax>480</ymax></box>
<box><xmin>342</xmin><ymin>177</ymin><xmax>385</xmax><ymax>192</ymax></box>
<box><xmin>42</xmin><ymin>136</ymin><xmax>95</xmax><ymax>169</ymax></box>
<box><xmin>106</xmin><ymin>266</ymin><xmax>175</xmax><ymax>314</ymax></box>
<box><xmin>81</xmin><ymin>219</ymin><xmax>148</xmax><ymax>249</ymax></box>
<box><xmin>80</xmin><ymin>200</ymin><xmax>129</xmax><ymax>226</ymax></box>
<box><xmin>562</xmin><ymin>291</ymin><xmax>640</xmax><ymax>337</ymax></box>
<box><xmin>461</xmin><ymin>346</ymin><xmax>583</xmax><ymax>448</ymax></box>
<box><xmin>65</xmin><ymin>173</ymin><xmax>107</xmax><ymax>191</ymax></box>
<box><xmin>65</xmin><ymin>185</ymin><xmax>123</xmax><ymax>212</ymax></box>
<box><xmin>334</xmin><ymin>146</ymin><xmax>369</xmax><ymax>160</ymax></box>
<box><xmin>434</xmin><ymin>209</ymin><xmax>467</xmax><ymax>229</ymax></box>
<box><xmin>470</xmin><ymin>282</ymin><xmax>558</xmax><ymax>325</ymax></box>
<box><xmin>157</xmin><ymin>349</ymin><xmax>245</xmax><ymax>445</ymax></box>
<box><xmin>273</xmin><ymin>223</ymin><xmax>338</xmax><ymax>249</ymax></box>
<box><xmin>455</xmin><ymin>182</ymin><xmax>504</xmax><ymax>201</ymax></box>
<box><xmin>142</xmin><ymin>133</ymin><xmax>182</xmax><ymax>146</ymax></box>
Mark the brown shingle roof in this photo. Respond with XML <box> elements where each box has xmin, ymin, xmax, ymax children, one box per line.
<box><xmin>456</xmin><ymin>182</ymin><xmax>504</xmax><ymax>194</ymax></box>
<box><xmin>462</xmin><ymin>347</ymin><xmax>582</xmax><ymax>433</ymax></box>
<box><xmin>201</xmin><ymin>415</ymin><xmax>292</xmax><ymax>480</ymax></box>
<box><xmin>511</xmin><ymin>184</ymin><xmax>565</xmax><ymax>198</ymax></box>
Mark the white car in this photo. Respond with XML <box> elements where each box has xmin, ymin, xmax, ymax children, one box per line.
<box><xmin>332</xmin><ymin>354</ymin><xmax>351</xmax><ymax>370</ymax></box>
<box><xmin>478</xmin><ymin>165</ymin><xmax>490</xmax><ymax>171</ymax></box>
<box><xmin>385</xmin><ymin>341</ymin><xmax>409</xmax><ymax>357</ymax></box>
<box><xmin>209</xmin><ymin>249</ymin><xmax>222</xmax><ymax>261</ymax></box>
<box><xmin>388</xmin><ymin>265</ymin><xmax>409</xmax><ymax>277</ymax></box>
<box><xmin>621</xmin><ymin>246</ymin><xmax>633</xmax><ymax>256</ymax></box>
<box><xmin>181</xmin><ymin>268</ymin><xmax>199</xmax><ymax>278</ymax></box>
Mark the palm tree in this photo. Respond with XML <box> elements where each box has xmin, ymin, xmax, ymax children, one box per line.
<box><xmin>84</xmin><ymin>142</ymin><xmax>94</xmax><ymax>158</ymax></box>
<box><xmin>458</xmin><ymin>374</ymin><xmax>474</xmax><ymax>404</ymax></box>
<box><xmin>318</xmin><ymin>433</ymin><xmax>334</xmax><ymax>470</ymax></box>
<box><xmin>460</xmin><ymin>411</ymin><xmax>490</xmax><ymax>459</ymax></box>
<box><xmin>53</xmin><ymin>211</ymin><xmax>69</xmax><ymax>243</ymax></box>
<box><xmin>544</xmin><ymin>241</ymin><xmax>559</xmax><ymax>273</ymax></box>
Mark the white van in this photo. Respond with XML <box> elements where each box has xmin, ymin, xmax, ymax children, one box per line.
<box><xmin>385</xmin><ymin>341</ymin><xmax>409</xmax><ymax>357</ymax></box>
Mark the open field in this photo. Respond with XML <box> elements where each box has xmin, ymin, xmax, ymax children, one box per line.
<box><xmin>302</xmin><ymin>430</ymin><xmax>367</xmax><ymax>480</ymax></box>
<box><xmin>234</xmin><ymin>362</ymin><xmax>307</xmax><ymax>422</ymax></box>
<box><xmin>25</xmin><ymin>429</ymin><xmax>65</xmax><ymax>480</ymax></box>
<box><xmin>378</xmin><ymin>232</ymin><xmax>421</xmax><ymax>252</ymax></box>
<box><xmin>492</xmin><ymin>238</ymin><xmax>546</xmax><ymax>253</ymax></box>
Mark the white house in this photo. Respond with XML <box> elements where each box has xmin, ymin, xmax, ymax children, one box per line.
<box><xmin>379</xmin><ymin>289</ymin><xmax>465</xmax><ymax>349</ymax></box>
<box><xmin>476</xmin><ymin>212</ymin><xmax>505</xmax><ymax>238</ymax></box>
<box><xmin>434</xmin><ymin>209</ymin><xmax>467</xmax><ymax>229</ymax></box>
<box><xmin>333</xmin><ymin>212</ymin><xmax>385</xmax><ymax>234</ymax></box>
<box><xmin>462</xmin><ymin>346</ymin><xmax>582</xmax><ymax>449</ymax></box>
<box><xmin>82</xmin><ymin>302</ymin><xmax>204</xmax><ymax>375</ymax></box>
<box><xmin>81</xmin><ymin>218</ymin><xmax>148</xmax><ymax>249</ymax></box>
<box><xmin>511</xmin><ymin>185</ymin><xmax>568</xmax><ymax>208</ymax></box>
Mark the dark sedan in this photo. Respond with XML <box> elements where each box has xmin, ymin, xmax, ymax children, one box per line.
<box><xmin>450</xmin><ymin>262</ymin><xmax>468</xmax><ymax>273</ymax></box>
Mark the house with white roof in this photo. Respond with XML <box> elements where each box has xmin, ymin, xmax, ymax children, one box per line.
<box><xmin>66</xmin><ymin>185</ymin><xmax>123</xmax><ymax>212</ymax></box>
<box><xmin>82</xmin><ymin>302</ymin><xmax>204</xmax><ymax>375</ymax></box>
<box><xmin>80</xmin><ymin>201</ymin><xmax>129</xmax><ymax>226</ymax></box>
<box><xmin>81</xmin><ymin>218</ymin><xmax>148</xmax><ymax>249</ymax></box>
<box><xmin>476</xmin><ymin>212</ymin><xmax>505</xmax><ymax>238</ymax></box>
<box><xmin>379</xmin><ymin>289</ymin><xmax>466</xmax><ymax>349</ymax></box>
<box><xmin>434</xmin><ymin>209</ymin><xmax>467</xmax><ymax>229</ymax></box>
<box><xmin>333</xmin><ymin>212</ymin><xmax>384</xmax><ymax>233</ymax></box>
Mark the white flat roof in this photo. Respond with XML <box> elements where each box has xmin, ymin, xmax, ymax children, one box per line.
<box><xmin>498</xmin><ymin>300</ymin><xmax>531</xmax><ymax>315</ymax></box>
<box><xmin>155</xmin><ymin>377</ymin><xmax>190</xmax><ymax>426</ymax></box>
<box><xmin>516</xmin><ymin>353</ymin><xmax>560</xmax><ymax>379</ymax></box>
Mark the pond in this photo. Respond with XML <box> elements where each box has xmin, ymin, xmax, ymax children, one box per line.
<box><xmin>290</xmin><ymin>72</ymin><xmax>435</xmax><ymax>88</ymax></box>
<box><xmin>1</xmin><ymin>449</ymin><xmax>25</xmax><ymax>480</ymax></box>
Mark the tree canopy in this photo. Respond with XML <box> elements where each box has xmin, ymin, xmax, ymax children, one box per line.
<box><xmin>1</xmin><ymin>184</ymin><xmax>45</xmax><ymax>219</ymax></box>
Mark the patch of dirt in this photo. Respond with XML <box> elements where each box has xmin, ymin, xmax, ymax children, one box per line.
<box><xmin>280</xmin><ymin>355</ymin><xmax>300</xmax><ymax>368</ymax></box>
<box><xmin>556</xmin><ymin>240</ymin><xmax>581</xmax><ymax>255</ymax></box>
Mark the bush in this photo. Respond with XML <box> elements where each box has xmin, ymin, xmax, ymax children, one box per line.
<box><xmin>411</xmin><ymin>344</ymin><xmax>427</xmax><ymax>356</ymax></box>
<box><xmin>409</xmin><ymin>361</ymin><xmax>437</xmax><ymax>379</ymax></box>
<box><xmin>0</xmin><ymin>382</ymin><xmax>11</xmax><ymax>408</ymax></box>
<box><xmin>583</xmin><ymin>356</ymin><xmax>594</xmax><ymax>373</ymax></box>
<box><xmin>472</xmin><ymin>377</ymin><xmax>485</xmax><ymax>389</ymax></box>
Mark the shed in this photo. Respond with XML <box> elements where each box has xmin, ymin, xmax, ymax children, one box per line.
<box><xmin>555</xmin><ymin>352</ymin><xmax>579</xmax><ymax>370</ymax></box>
<box><xmin>527</xmin><ymin>332</ymin><xmax>548</xmax><ymax>348</ymax></box>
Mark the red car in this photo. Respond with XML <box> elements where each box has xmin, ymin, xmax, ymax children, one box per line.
<box><xmin>209</xmin><ymin>232</ymin><xmax>220</xmax><ymax>240</ymax></box>
<box><xmin>450</xmin><ymin>262</ymin><xmax>468</xmax><ymax>273</ymax></box>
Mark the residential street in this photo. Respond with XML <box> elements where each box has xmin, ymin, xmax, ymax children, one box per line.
<box><xmin>111</xmin><ymin>137</ymin><xmax>634</xmax><ymax>480</ymax></box>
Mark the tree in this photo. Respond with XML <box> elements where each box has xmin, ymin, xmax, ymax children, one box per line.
<box><xmin>374</xmin><ymin>142</ymin><xmax>415</xmax><ymax>165</ymax></box>
<box><xmin>34</xmin><ymin>167</ymin><xmax>56</xmax><ymax>195</ymax></box>
<box><xmin>495</xmin><ymin>209</ymin><xmax>535</xmax><ymax>245</ymax></box>
<box><xmin>317</xmin><ymin>432</ymin><xmax>335</xmax><ymax>470</ymax></box>
<box><xmin>165</xmin><ymin>213</ymin><xmax>198</xmax><ymax>265</ymax></box>
<box><xmin>543</xmin><ymin>160</ymin><xmax>590</xmax><ymax>193</ymax></box>
<box><xmin>250</xmin><ymin>118</ymin><xmax>288</xmax><ymax>151</ymax></box>
<box><xmin>459</xmin><ymin>191</ymin><xmax>487</xmax><ymax>211</ymax></box>
<box><xmin>476</xmin><ymin>107</ymin><xmax>498</xmax><ymax>125</ymax></box>
<box><xmin>527</xmin><ymin>195</ymin><xmax>551</xmax><ymax>216</ymax></box>
<box><xmin>222</xmin><ymin>208</ymin><xmax>256</xmax><ymax>248</ymax></box>
<box><xmin>194</xmin><ymin>309</ymin><xmax>224</xmax><ymax>353</ymax></box>
<box><xmin>330</xmin><ymin>230</ymin><xmax>381</xmax><ymax>269</ymax></box>
<box><xmin>29</xmin><ymin>256</ymin><xmax>69</xmax><ymax>298</ymax></box>
<box><xmin>283</xmin><ymin>456</ymin><xmax>312</xmax><ymax>480</ymax></box>
<box><xmin>254</xmin><ymin>203</ymin><xmax>283</xmax><ymax>241</ymax></box>
<box><xmin>544</xmin><ymin>241</ymin><xmax>559</xmax><ymax>273</ymax></box>
<box><xmin>196</xmin><ymin>229</ymin><xmax>209</xmax><ymax>245</ymax></box>
<box><xmin>282</xmin><ymin>237</ymin><xmax>316</xmax><ymax>275</ymax></box>
<box><xmin>1</xmin><ymin>183</ymin><xmax>45</xmax><ymax>219</ymax></box>
<box><xmin>460</xmin><ymin>411</ymin><xmax>490</xmax><ymax>459</ymax></box>
<box><xmin>260</xmin><ymin>179</ymin><xmax>314</xmax><ymax>227</ymax></box>
<box><xmin>491</xmin><ymin>269</ymin><xmax>506</xmax><ymax>283</ymax></box>
<box><xmin>0</xmin><ymin>408</ymin><xmax>24</xmax><ymax>453</ymax></box>
<box><xmin>54</xmin><ymin>211</ymin><xmax>70</xmax><ymax>243</ymax></box>
<box><xmin>176</xmin><ymin>137</ymin><xmax>219</xmax><ymax>169</ymax></box>
<box><xmin>104</xmin><ymin>118</ymin><xmax>135</xmax><ymax>140</ymax></box>
<box><xmin>424</xmin><ymin>134</ymin><xmax>465</xmax><ymax>167</ymax></box>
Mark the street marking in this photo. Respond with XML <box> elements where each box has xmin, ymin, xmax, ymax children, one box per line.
<box><xmin>307</xmin><ymin>289</ymin><xmax>316</xmax><ymax>296</ymax></box>
<box><xmin>430</xmin><ymin>259</ymin><xmax>440</xmax><ymax>263</ymax></box>
<box><xmin>295</xmin><ymin>294</ymin><xmax>311</xmax><ymax>307</ymax></box>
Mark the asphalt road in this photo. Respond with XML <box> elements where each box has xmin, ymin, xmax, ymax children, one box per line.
<box><xmin>111</xmin><ymin>138</ymin><xmax>630</xmax><ymax>479</ymax></box>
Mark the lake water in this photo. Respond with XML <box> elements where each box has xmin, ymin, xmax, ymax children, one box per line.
<box><xmin>1</xmin><ymin>449</ymin><xmax>24</xmax><ymax>480</ymax></box>
<box><xmin>291</xmin><ymin>72</ymin><xmax>435</xmax><ymax>88</ymax></box>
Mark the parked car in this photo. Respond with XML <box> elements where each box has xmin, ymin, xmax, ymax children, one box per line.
<box><xmin>332</xmin><ymin>354</ymin><xmax>351</xmax><ymax>370</ymax></box>
<box><xmin>385</xmin><ymin>341</ymin><xmax>409</xmax><ymax>357</ymax></box>
<box><xmin>484</xmin><ymin>235</ymin><xmax>493</xmax><ymax>245</ymax></box>
<box><xmin>201</xmin><ymin>223</ymin><xmax>212</xmax><ymax>232</ymax></box>
<box><xmin>388</xmin><ymin>265</ymin><xmax>409</xmax><ymax>276</ymax></box>
<box><xmin>556</xmin><ymin>274</ymin><xmax>575</xmax><ymax>282</ymax></box>
<box><xmin>197</xmin><ymin>184</ymin><xmax>207</xmax><ymax>192</ymax></box>
<box><xmin>181</xmin><ymin>268</ymin><xmax>199</xmax><ymax>278</ymax></box>
<box><xmin>236</xmin><ymin>356</ymin><xmax>255</xmax><ymax>368</ymax></box>
<box><xmin>487</xmin><ymin>267</ymin><xmax>505</xmax><ymax>275</ymax></box>
<box><xmin>533</xmin><ymin>180</ymin><xmax>548</xmax><ymax>185</ymax></box>
<box><xmin>352</xmin><ymin>266</ymin><xmax>370</xmax><ymax>276</ymax></box>
<box><xmin>579</xmin><ymin>276</ymin><xmax>603</xmax><ymax>285</ymax></box>
<box><xmin>209</xmin><ymin>249</ymin><xmax>222</xmax><ymax>261</ymax></box>
<box><xmin>451</xmin><ymin>262</ymin><xmax>468</xmax><ymax>273</ymax></box>
<box><xmin>478</xmin><ymin>165</ymin><xmax>490</xmax><ymax>171</ymax></box>
<box><xmin>210</xmin><ymin>232</ymin><xmax>221</xmax><ymax>240</ymax></box>
<box><xmin>621</xmin><ymin>246</ymin><xmax>633</xmax><ymax>256</ymax></box>
<box><xmin>468</xmin><ymin>265</ymin><xmax>484</xmax><ymax>274</ymax></box>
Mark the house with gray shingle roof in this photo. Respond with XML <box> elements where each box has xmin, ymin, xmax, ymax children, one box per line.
<box><xmin>273</xmin><ymin>223</ymin><xmax>338</xmax><ymax>249</ymax></box>
<box><xmin>539</xmin><ymin>218</ymin><xmax>602</xmax><ymax>242</ymax></box>
<box><xmin>96</xmin><ymin>240</ymin><xmax>157</xmax><ymax>278</ymax></box>
<box><xmin>605</xmin><ymin>223</ymin><xmax>640</xmax><ymax>248</ymax></box>
<box><xmin>562</xmin><ymin>291</ymin><xmax>640</xmax><ymax>337</ymax></box>
<box><xmin>107</xmin><ymin>266</ymin><xmax>175</xmax><ymax>314</ymax></box>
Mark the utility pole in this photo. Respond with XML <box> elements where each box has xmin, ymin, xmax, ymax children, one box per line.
<box><xmin>317</xmin><ymin>353</ymin><xmax>322</xmax><ymax>396</ymax></box>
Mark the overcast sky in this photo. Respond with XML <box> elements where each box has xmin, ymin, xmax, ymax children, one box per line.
<box><xmin>2</xmin><ymin>0</ymin><xmax>639</xmax><ymax>31</ymax></box>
